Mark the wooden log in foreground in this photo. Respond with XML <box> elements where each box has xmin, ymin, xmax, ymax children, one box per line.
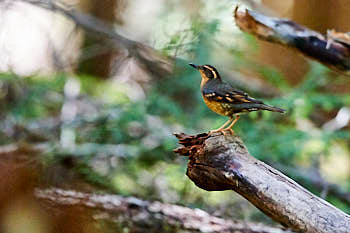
<box><xmin>174</xmin><ymin>133</ymin><xmax>350</xmax><ymax>233</ymax></box>
<box><xmin>35</xmin><ymin>188</ymin><xmax>289</xmax><ymax>233</ymax></box>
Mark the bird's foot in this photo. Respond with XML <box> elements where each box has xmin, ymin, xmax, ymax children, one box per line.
<box><xmin>208</xmin><ymin>128</ymin><xmax>234</xmax><ymax>136</ymax></box>
<box><xmin>223</xmin><ymin>128</ymin><xmax>234</xmax><ymax>135</ymax></box>
<box><xmin>208</xmin><ymin>129</ymin><xmax>224</xmax><ymax>135</ymax></box>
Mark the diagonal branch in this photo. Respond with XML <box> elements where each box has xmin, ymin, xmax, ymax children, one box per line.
<box><xmin>174</xmin><ymin>132</ymin><xmax>350</xmax><ymax>233</ymax></box>
<box><xmin>273</xmin><ymin>163</ymin><xmax>350</xmax><ymax>206</ymax></box>
<box><xmin>13</xmin><ymin>0</ymin><xmax>280</xmax><ymax>96</ymax></box>
<box><xmin>234</xmin><ymin>7</ymin><xmax>350</xmax><ymax>77</ymax></box>
<box><xmin>17</xmin><ymin>0</ymin><xmax>173</xmax><ymax>79</ymax></box>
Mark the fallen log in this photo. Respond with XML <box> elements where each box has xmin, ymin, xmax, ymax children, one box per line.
<box><xmin>35</xmin><ymin>188</ymin><xmax>289</xmax><ymax>233</ymax></box>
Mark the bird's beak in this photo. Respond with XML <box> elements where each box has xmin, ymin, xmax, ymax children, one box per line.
<box><xmin>189</xmin><ymin>63</ymin><xmax>199</xmax><ymax>69</ymax></box>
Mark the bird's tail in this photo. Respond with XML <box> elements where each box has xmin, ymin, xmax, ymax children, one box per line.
<box><xmin>260</xmin><ymin>104</ymin><xmax>286</xmax><ymax>113</ymax></box>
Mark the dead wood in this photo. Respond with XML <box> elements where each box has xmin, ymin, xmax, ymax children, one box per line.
<box><xmin>35</xmin><ymin>188</ymin><xmax>289</xmax><ymax>233</ymax></box>
<box><xmin>234</xmin><ymin>7</ymin><xmax>350</xmax><ymax>77</ymax></box>
<box><xmin>174</xmin><ymin>132</ymin><xmax>350</xmax><ymax>233</ymax></box>
<box><xmin>273</xmin><ymin>163</ymin><xmax>350</xmax><ymax>206</ymax></box>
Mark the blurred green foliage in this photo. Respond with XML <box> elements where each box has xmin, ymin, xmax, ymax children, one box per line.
<box><xmin>0</xmin><ymin>1</ymin><xmax>350</xmax><ymax>224</ymax></box>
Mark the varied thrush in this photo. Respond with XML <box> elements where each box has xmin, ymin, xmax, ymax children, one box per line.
<box><xmin>189</xmin><ymin>63</ymin><xmax>285</xmax><ymax>134</ymax></box>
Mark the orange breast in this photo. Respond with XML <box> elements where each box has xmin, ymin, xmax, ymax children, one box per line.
<box><xmin>203</xmin><ymin>96</ymin><xmax>234</xmax><ymax>116</ymax></box>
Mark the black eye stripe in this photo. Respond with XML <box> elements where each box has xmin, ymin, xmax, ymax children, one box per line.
<box><xmin>201</xmin><ymin>65</ymin><xmax>219</xmax><ymax>79</ymax></box>
<box><xmin>204</xmin><ymin>69</ymin><xmax>213</xmax><ymax>78</ymax></box>
<box><xmin>207</xmin><ymin>68</ymin><xmax>218</xmax><ymax>78</ymax></box>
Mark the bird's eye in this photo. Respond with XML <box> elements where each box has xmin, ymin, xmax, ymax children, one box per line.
<box><xmin>204</xmin><ymin>68</ymin><xmax>214</xmax><ymax>79</ymax></box>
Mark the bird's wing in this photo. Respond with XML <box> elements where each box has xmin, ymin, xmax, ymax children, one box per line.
<box><xmin>202</xmin><ymin>82</ymin><xmax>263</xmax><ymax>104</ymax></box>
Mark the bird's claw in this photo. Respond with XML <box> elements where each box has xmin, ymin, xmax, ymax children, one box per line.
<box><xmin>208</xmin><ymin>130</ymin><xmax>222</xmax><ymax>135</ymax></box>
<box><xmin>223</xmin><ymin>128</ymin><xmax>234</xmax><ymax>135</ymax></box>
<box><xmin>208</xmin><ymin>129</ymin><xmax>234</xmax><ymax>136</ymax></box>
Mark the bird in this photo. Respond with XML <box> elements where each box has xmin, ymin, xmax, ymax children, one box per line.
<box><xmin>189</xmin><ymin>63</ymin><xmax>285</xmax><ymax>134</ymax></box>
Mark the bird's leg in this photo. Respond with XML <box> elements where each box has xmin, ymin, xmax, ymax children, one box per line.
<box><xmin>209</xmin><ymin>118</ymin><xmax>233</xmax><ymax>134</ymax></box>
<box><xmin>223</xmin><ymin>115</ymin><xmax>240</xmax><ymax>134</ymax></box>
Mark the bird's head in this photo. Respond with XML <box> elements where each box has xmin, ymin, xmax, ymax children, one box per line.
<box><xmin>189</xmin><ymin>63</ymin><xmax>221</xmax><ymax>83</ymax></box>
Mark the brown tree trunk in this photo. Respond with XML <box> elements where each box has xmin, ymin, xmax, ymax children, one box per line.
<box><xmin>79</xmin><ymin>0</ymin><xmax>123</xmax><ymax>79</ymax></box>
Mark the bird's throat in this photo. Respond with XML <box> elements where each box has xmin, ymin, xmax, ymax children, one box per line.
<box><xmin>200</xmin><ymin>77</ymin><xmax>209</xmax><ymax>90</ymax></box>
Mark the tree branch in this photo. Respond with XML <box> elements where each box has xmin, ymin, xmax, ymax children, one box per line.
<box><xmin>16</xmin><ymin>0</ymin><xmax>173</xmax><ymax>79</ymax></box>
<box><xmin>35</xmin><ymin>188</ymin><xmax>289</xmax><ymax>233</ymax></box>
<box><xmin>11</xmin><ymin>0</ymin><xmax>280</xmax><ymax>96</ymax></box>
<box><xmin>174</xmin><ymin>133</ymin><xmax>350</xmax><ymax>233</ymax></box>
<box><xmin>234</xmin><ymin>7</ymin><xmax>350</xmax><ymax>77</ymax></box>
<box><xmin>273</xmin><ymin>163</ymin><xmax>350</xmax><ymax>206</ymax></box>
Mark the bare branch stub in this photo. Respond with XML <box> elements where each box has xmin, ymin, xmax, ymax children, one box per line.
<box><xmin>234</xmin><ymin>7</ymin><xmax>350</xmax><ymax>77</ymax></box>
<box><xmin>174</xmin><ymin>132</ymin><xmax>246</xmax><ymax>191</ymax></box>
<box><xmin>174</xmin><ymin>132</ymin><xmax>350</xmax><ymax>233</ymax></box>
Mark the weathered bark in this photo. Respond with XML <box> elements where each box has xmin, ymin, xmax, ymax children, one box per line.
<box><xmin>35</xmin><ymin>188</ymin><xmax>289</xmax><ymax>233</ymax></box>
<box><xmin>174</xmin><ymin>133</ymin><xmax>350</xmax><ymax>233</ymax></box>
<box><xmin>234</xmin><ymin>7</ymin><xmax>350</xmax><ymax>77</ymax></box>
<box><xmin>273</xmin><ymin>163</ymin><xmax>350</xmax><ymax>206</ymax></box>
